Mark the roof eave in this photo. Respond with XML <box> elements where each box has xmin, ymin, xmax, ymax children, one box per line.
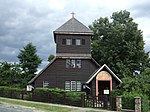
<box><xmin>54</xmin><ymin>31</ymin><xmax>93</xmax><ymax>35</ymax></box>
<box><xmin>86</xmin><ymin>64</ymin><xmax>122</xmax><ymax>84</ymax></box>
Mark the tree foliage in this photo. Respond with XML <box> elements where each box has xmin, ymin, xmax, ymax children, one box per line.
<box><xmin>17</xmin><ymin>43</ymin><xmax>42</xmax><ymax>84</ymax></box>
<box><xmin>48</xmin><ymin>55</ymin><xmax>55</xmax><ymax>62</ymax></box>
<box><xmin>0</xmin><ymin>62</ymin><xmax>22</xmax><ymax>87</ymax></box>
<box><xmin>89</xmin><ymin>10</ymin><xmax>150</xmax><ymax>79</ymax></box>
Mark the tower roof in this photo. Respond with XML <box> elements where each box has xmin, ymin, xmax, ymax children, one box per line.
<box><xmin>53</xmin><ymin>17</ymin><xmax>93</xmax><ymax>37</ymax></box>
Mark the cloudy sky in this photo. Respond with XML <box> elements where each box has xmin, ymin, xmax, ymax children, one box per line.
<box><xmin>0</xmin><ymin>0</ymin><xmax>150</xmax><ymax>71</ymax></box>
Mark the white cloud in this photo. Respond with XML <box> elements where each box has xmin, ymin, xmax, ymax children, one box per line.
<box><xmin>0</xmin><ymin>0</ymin><xmax>150</xmax><ymax>70</ymax></box>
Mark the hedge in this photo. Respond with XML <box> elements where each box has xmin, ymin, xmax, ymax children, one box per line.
<box><xmin>0</xmin><ymin>86</ymin><xmax>85</xmax><ymax>107</ymax></box>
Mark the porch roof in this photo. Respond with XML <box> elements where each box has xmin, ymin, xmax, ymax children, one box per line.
<box><xmin>86</xmin><ymin>64</ymin><xmax>122</xmax><ymax>84</ymax></box>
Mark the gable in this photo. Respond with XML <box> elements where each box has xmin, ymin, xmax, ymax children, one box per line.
<box><xmin>28</xmin><ymin>57</ymin><xmax>100</xmax><ymax>84</ymax></box>
<box><xmin>86</xmin><ymin>64</ymin><xmax>122</xmax><ymax>84</ymax></box>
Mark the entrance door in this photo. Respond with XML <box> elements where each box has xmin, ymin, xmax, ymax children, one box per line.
<box><xmin>96</xmin><ymin>71</ymin><xmax>112</xmax><ymax>96</ymax></box>
<box><xmin>98</xmin><ymin>81</ymin><xmax>110</xmax><ymax>96</ymax></box>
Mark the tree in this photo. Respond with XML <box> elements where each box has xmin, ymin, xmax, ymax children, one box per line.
<box><xmin>17</xmin><ymin>43</ymin><xmax>42</xmax><ymax>85</ymax></box>
<box><xmin>48</xmin><ymin>55</ymin><xmax>55</xmax><ymax>62</ymax></box>
<box><xmin>89</xmin><ymin>10</ymin><xmax>150</xmax><ymax>79</ymax></box>
<box><xmin>0</xmin><ymin>62</ymin><xmax>22</xmax><ymax>87</ymax></box>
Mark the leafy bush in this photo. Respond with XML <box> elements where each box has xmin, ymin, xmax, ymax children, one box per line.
<box><xmin>31</xmin><ymin>88</ymin><xmax>85</xmax><ymax>107</ymax></box>
<box><xmin>0</xmin><ymin>86</ymin><xmax>24</xmax><ymax>99</ymax></box>
<box><xmin>111</xmin><ymin>89</ymin><xmax>149</xmax><ymax>112</ymax></box>
<box><xmin>0</xmin><ymin>86</ymin><xmax>85</xmax><ymax>107</ymax></box>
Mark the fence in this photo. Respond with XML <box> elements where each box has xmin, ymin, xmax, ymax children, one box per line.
<box><xmin>1</xmin><ymin>88</ymin><xmax>149</xmax><ymax>111</ymax></box>
<box><xmin>83</xmin><ymin>95</ymin><xmax>116</xmax><ymax>110</ymax></box>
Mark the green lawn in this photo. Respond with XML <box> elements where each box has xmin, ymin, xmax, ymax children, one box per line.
<box><xmin>0</xmin><ymin>97</ymin><xmax>114</xmax><ymax>112</ymax></box>
<box><xmin>0</xmin><ymin>97</ymin><xmax>72</xmax><ymax>112</ymax></box>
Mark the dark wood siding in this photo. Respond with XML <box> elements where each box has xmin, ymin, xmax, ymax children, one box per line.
<box><xmin>34</xmin><ymin>58</ymin><xmax>98</xmax><ymax>89</ymax></box>
<box><xmin>56</xmin><ymin>34</ymin><xmax>91</xmax><ymax>54</ymax></box>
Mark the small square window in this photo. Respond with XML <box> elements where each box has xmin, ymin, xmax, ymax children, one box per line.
<box><xmin>82</xmin><ymin>39</ymin><xmax>85</xmax><ymax>45</ymax></box>
<box><xmin>43</xmin><ymin>81</ymin><xmax>49</xmax><ymax>88</ymax></box>
<box><xmin>72</xmin><ymin>39</ymin><xmax>75</xmax><ymax>45</ymax></box>
<box><xmin>76</xmin><ymin>39</ymin><xmax>81</xmax><ymax>45</ymax></box>
<box><xmin>66</xmin><ymin>39</ymin><xmax>71</xmax><ymax>45</ymax></box>
<box><xmin>62</xmin><ymin>39</ymin><xmax>66</xmax><ymax>45</ymax></box>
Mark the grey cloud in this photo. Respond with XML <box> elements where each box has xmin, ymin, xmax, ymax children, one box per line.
<box><xmin>0</xmin><ymin>0</ymin><xmax>150</xmax><ymax>70</ymax></box>
<box><xmin>130</xmin><ymin>1</ymin><xmax>150</xmax><ymax>18</ymax></box>
<box><xmin>0</xmin><ymin>0</ymin><xmax>56</xmax><ymax>69</ymax></box>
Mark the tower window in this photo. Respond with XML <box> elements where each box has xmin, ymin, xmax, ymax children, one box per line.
<box><xmin>66</xmin><ymin>39</ymin><xmax>72</xmax><ymax>45</ymax></box>
<box><xmin>72</xmin><ymin>39</ymin><xmax>76</xmax><ymax>45</ymax></box>
<box><xmin>82</xmin><ymin>39</ymin><xmax>85</xmax><ymax>45</ymax></box>
<box><xmin>76</xmin><ymin>39</ymin><xmax>81</xmax><ymax>45</ymax></box>
<box><xmin>62</xmin><ymin>39</ymin><xmax>66</xmax><ymax>45</ymax></box>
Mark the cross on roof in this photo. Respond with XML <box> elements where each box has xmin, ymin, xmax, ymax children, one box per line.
<box><xmin>71</xmin><ymin>12</ymin><xmax>75</xmax><ymax>18</ymax></box>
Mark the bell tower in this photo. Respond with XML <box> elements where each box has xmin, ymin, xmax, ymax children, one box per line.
<box><xmin>53</xmin><ymin>15</ymin><xmax>93</xmax><ymax>58</ymax></box>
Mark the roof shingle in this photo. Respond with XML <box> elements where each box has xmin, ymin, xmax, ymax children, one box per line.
<box><xmin>53</xmin><ymin>17</ymin><xmax>93</xmax><ymax>35</ymax></box>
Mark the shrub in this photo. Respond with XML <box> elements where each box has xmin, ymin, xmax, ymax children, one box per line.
<box><xmin>111</xmin><ymin>89</ymin><xmax>149</xmax><ymax>112</ymax></box>
<box><xmin>0</xmin><ymin>86</ymin><xmax>24</xmax><ymax>99</ymax></box>
<box><xmin>32</xmin><ymin>88</ymin><xmax>85</xmax><ymax>107</ymax></box>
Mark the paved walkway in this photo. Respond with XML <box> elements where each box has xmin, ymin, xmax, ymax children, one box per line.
<box><xmin>0</xmin><ymin>97</ymin><xmax>116</xmax><ymax>112</ymax></box>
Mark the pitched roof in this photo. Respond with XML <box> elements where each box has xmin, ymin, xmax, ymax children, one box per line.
<box><xmin>53</xmin><ymin>17</ymin><xmax>93</xmax><ymax>35</ymax></box>
<box><xmin>86</xmin><ymin>64</ymin><xmax>122</xmax><ymax>84</ymax></box>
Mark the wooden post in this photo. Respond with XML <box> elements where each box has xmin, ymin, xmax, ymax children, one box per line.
<box><xmin>135</xmin><ymin>97</ymin><xmax>141</xmax><ymax>112</ymax></box>
<box><xmin>81</xmin><ymin>94</ymin><xmax>85</xmax><ymax>107</ymax></box>
<box><xmin>116</xmin><ymin>96</ymin><xmax>122</xmax><ymax>111</ymax></box>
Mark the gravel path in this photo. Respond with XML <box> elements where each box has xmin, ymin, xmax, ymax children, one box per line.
<box><xmin>0</xmin><ymin>103</ymin><xmax>40</xmax><ymax>112</ymax></box>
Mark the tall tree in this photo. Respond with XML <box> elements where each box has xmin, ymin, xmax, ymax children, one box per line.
<box><xmin>89</xmin><ymin>10</ymin><xmax>150</xmax><ymax>78</ymax></box>
<box><xmin>18</xmin><ymin>43</ymin><xmax>42</xmax><ymax>84</ymax></box>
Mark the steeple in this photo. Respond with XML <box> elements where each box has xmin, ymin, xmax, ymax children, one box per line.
<box><xmin>53</xmin><ymin>16</ymin><xmax>93</xmax><ymax>42</ymax></box>
<box><xmin>53</xmin><ymin>15</ymin><xmax>93</xmax><ymax>58</ymax></box>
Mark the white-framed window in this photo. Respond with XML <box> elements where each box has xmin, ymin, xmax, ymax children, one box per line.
<box><xmin>66</xmin><ymin>59</ymin><xmax>81</xmax><ymax>68</ymax></box>
<box><xmin>65</xmin><ymin>81</ymin><xmax>70</xmax><ymax>91</ymax></box>
<box><xmin>70</xmin><ymin>59</ymin><xmax>75</xmax><ymax>68</ymax></box>
<box><xmin>66</xmin><ymin>39</ymin><xmax>72</xmax><ymax>45</ymax></box>
<box><xmin>71</xmin><ymin>81</ymin><xmax>76</xmax><ymax>91</ymax></box>
<box><xmin>65</xmin><ymin>81</ymin><xmax>81</xmax><ymax>91</ymax></box>
<box><xmin>76</xmin><ymin>60</ymin><xmax>81</xmax><ymax>68</ymax></box>
<box><xmin>76</xmin><ymin>81</ymin><xmax>81</xmax><ymax>91</ymax></box>
<box><xmin>76</xmin><ymin>39</ymin><xmax>81</xmax><ymax>45</ymax></box>
<box><xmin>43</xmin><ymin>81</ymin><xmax>49</xmax><ymax>88</ymax></box>
<box><xmin>66</xmin><ymin>59</ymin><xmax>70</xmax><ymax>68</ymax></box>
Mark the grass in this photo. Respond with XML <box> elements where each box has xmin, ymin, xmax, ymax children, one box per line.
<box><xmin>0</xmin><ymin>97</ymin><xmax>114</xmax><ymax>112</ymax></box>
<box><xmin>0</xmin><ymin>97</ymin><xmax>72</xmax><ymax>112</ymax></box>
